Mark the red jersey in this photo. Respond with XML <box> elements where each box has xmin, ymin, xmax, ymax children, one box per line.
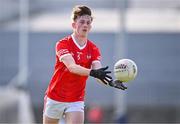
<box><xmin>46</xmin><ymin>35</ymin><xmax>101</xmax><ymax>102</ymax></box>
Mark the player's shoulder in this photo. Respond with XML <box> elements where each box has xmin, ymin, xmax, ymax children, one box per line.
<box><xmin>87</xmin><ymin>39</ymin><xmax>98</xmax><ymax>48</ymax></box>
<box><xmin>56</xmin><ymin>35</ymin><xmax>72</xmax><ymax>46</ymax></box>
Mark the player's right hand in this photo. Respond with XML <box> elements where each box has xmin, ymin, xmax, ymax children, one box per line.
<box><xmin>90</xmin><ymin>66</ymin><xmax>112</xmax><ymax>85</ymax></box>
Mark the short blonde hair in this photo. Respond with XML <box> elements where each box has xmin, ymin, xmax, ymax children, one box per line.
<box><xmin>71</xmin><ymin>5</ymin><xmax>93</xmax><ymax>22</ymax></box>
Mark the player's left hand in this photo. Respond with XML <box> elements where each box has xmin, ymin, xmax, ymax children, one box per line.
<box><xmin>109</xmin><ymin>80</ymin><xmax>127</xmax><ymax>90</ymax></box>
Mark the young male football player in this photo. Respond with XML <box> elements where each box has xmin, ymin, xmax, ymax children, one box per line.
<box><xmin>43</xmin><ymin>5</ymin><xmax>127</xmax><ymax>124</ymax></box>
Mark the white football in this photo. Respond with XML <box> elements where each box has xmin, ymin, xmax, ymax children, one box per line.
<box><xmin>114</xmin><ymin>59</ymin><xmax>137</xmax><ymax>82</ymax></box>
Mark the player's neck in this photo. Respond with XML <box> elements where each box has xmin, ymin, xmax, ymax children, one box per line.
<box><xmin>72</xmin><ymin>33</ymin><xmax>87</xmax><ymax>47</ymax></box>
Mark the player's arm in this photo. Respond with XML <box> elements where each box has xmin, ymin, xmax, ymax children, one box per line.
<box><xmin>91</xmin><ymin>61</ymin><xmax>105</xmax><ymax>83</ymax></box>
<box><xmin>61</xmin><ymin>54</ymin><xmax>90</xmax><ymax>76</ymax></box>
<box><xmin>61</xmin><ymin>55</ymin><xmax>113</xmax><ymax>84</ymax></box>
<box><xmin>91</xmin><ymin>61</ymin><xmax>127</xmax><ymax>90</ymax></box>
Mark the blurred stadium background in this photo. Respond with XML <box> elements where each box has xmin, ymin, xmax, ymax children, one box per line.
<box><xmin>0</xmin><ymin>0</ymin><xmax>180</xmax><ymax>123</ymax></box>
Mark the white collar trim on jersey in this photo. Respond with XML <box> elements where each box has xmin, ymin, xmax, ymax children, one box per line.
<box><xmin>71</xmin><ymin>34</ymin><xmax>87</xmax><ymax>50</ymax></box>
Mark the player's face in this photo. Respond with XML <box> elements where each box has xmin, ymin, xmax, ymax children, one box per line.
<box><xmin>72</xmin><ymin>15</ymin><xmax>92</xmax><ymax>38</ymax></box>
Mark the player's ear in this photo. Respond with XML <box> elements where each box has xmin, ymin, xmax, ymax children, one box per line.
<box><xmin>72</xmin><ymin>22</ymin><xmax>76</xmax><ymax>29</ymax></box>
<box><xmin>89</xmin><ymin>25</ymin><xmax>92</xmax><ymax>31</ymax></box>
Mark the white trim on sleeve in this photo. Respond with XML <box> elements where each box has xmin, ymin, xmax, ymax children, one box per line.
<box><xmin>59</xmin><ymin>53</ymin><xmax>72</xmax><ymax>62</ymax></box>
<box><xmin>92</xmin><ymin>60</ymin><xmax>101</xmax><ymax>64</ymax></box>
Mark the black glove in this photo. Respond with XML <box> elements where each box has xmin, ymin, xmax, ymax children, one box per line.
<box><xmin>109</xmin><ymin>80</ymin><xmax>127</xmax><ymax>90</ymax></box>
<box><xmin>90</xmin><ymin>66</ymin><xmax>112</xmax><ymax>85</ymax></box>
